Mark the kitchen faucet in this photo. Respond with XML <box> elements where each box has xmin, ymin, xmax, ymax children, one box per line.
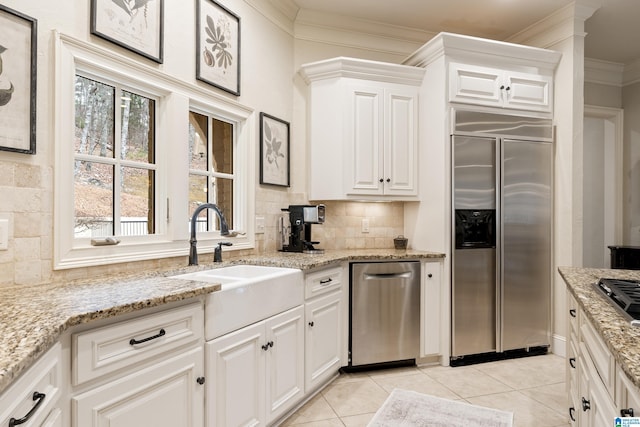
<box><xmin>189</xmin><ymin>203</ymin><xmax>231</xmax><ymax>266</ymax></box>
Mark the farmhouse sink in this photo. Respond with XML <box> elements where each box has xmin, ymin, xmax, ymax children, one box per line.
<box><xmin>170</xmin><ymin>265</ymin><xmax>304</xmax><ymax>340</ymax></box>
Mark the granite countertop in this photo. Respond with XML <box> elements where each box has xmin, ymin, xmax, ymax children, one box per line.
<box><xmin>559</xmin><ymin>266</ymin><xmax>640</xmax><ymax>389</ymax></box>
<box><xmin>0</xmin><ymin>249</ymin><xmax>444</xmax><ymax>396</ymax></box>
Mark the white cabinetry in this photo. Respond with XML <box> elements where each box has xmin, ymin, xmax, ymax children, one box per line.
<box><xmin>449</xmin><ymin>62</ymin><xmax>552</xmax><ymax>112</ymax></box>
<box><xmin>206</xmin><ymin>305</ymin><xmax>304</xmax><ymax>427</ymax></box>
<box><xmin>300</xmin><ymin>57</ymin><xmax>424</xmax><ymax>201</ymax></box>
<box><xmin>0</xmin><ymin>344</ymin><xmax>63</xmax><ymax>427</ymax></box>
<box><xmin>566</xmin><ymin>290</ymin><xmax>640</xmax><ymax>425</ymax></box>
<box><xmin>71</xmin><ymin>302</ymin><xmax>205</xmax><ymax>427</ymax></box>
<box><xmin>304</xmin><ymin>266</ymin><xmax>344</xmax><ymax>393</ymax></box>
<box><xmin>421</xmin><ymin>260</ymin><xmax>444</xmax><ymax>357</ymax></box>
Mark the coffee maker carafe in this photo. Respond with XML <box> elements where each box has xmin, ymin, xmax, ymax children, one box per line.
<box><xmin>278</xmin><ymin>204</ymin><xmax>325</xmax><ymax>253</ymax></box>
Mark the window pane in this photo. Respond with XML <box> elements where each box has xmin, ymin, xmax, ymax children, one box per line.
<box><xmin>212</xmin><ymin>177</ymin><xmax>233</xmax><ymax>230</ymax></box>
<box><xmin>121</xmin><ymin>90</ymin><xmax>155</xmax><ymax>163</ymax></box>
<box><xmin>212</xmin><ymin>118</ymin><xmax>233</xmax><ymax>174</ymax></box>
<box><xmin>74</xmin><ymin>162</ymin><xmax>114</xmax><ymax>238</ymax></box>
<box><xmin>121</xmin><ymin>167</ymin><xmax>154</xmax><ymax>236</ymax></box>
<box><xmin>75</xmin><ymin>76</ymin><xmax>115</xmax><ymax>158</ymax></box>
<box><xmin>189</xmin><ymin>175</ymin><xmax>208</xmax><ymax>232</ymax></box>
<box><xmin>189</xmin><ymin>112</ymin><xmax>208</xmax><ymax>171</ymax></box>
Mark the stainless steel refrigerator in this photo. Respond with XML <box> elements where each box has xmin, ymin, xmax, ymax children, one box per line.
<box><xmin>451</xmin><ymin>110</ymin><xmax>553</xmax><ymax>361</ymax></box>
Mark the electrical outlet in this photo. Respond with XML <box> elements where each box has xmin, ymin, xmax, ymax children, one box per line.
<box><xmin>255</xmin><ymin>216</ymin><xmax>265</xmax><ymax>234</ymax></box>
<box><xmin>361</xmin><ymin>218</ymin><xmax>370</xmax><ymax>233</ymax></box>
<box><xmin>0</xmin><ymin>219</ymin><xmax>8</xmax><ymax>250</ymax></box>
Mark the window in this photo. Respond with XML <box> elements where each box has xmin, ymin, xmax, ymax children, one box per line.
<box><xmin>54</xmin><ymin>34</ymin><xmax>254</xmax><ymax>269</ymax></box>
<box><xmin>188</xmin><ymin>111</ymin><xmax>234</xmax><ymax>233</ymax></box>
<box><xmin>74</xmin><ymin>75</ymin><xmax>157</xmax><ymax>238</ymax></box>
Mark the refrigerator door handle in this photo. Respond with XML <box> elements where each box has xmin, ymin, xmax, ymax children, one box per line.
<box><xmin>497</xmin><ymin>138</ymin><xmax>504</xmax><ymax>353</ymax></box>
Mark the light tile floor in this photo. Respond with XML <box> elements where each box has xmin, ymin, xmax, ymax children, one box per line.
<box><xmin>282</xmin><ymin>354</ymin><xmax>569</xmax><ymax>427</ymax></box>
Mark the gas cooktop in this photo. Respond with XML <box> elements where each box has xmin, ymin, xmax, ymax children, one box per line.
<box><xmin>595</xmin><ymin>278</ymin><xmax>640</xmax><ymax>324</ymax></box>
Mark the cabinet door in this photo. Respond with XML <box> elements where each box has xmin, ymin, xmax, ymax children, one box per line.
<box><xmin>449</xmin><ymin>63</ymin><xmax>502</xmax><ymax>107</ymax></box>
<box><xmin>346</xmin><ymin>84</ymin><xmax>384</xmax><ymax>195</ymax></box>
<box><xmin>422</xmin><ymin>261</ymin><xmax>442</xmax><ymax>356</ymax></box>
<box><xmin>206</xmin><ymin>323</ymin><xmax>265</xmax><ymax>427</ymax></box>
<box><xmin>503</xmin><ymin>71</ymin><xmax>552</xmax><ymax>112</ymax></box>
<box><xmin>73</xmin><ymin>347</ymin><xmax>204</xmax><ymax>427</ymax></box>
<box><xmin>305</xmin><ymin>291</ymin><xmax>342</xmax><ymax>393</ymax></box>
<box><xmin>384</xmin><ymin>88</ymin><xmax>418</xmax><ymax>196</ymax></box>
<box><xmin>616</xmin><ymin>369</ymin><xmax>640</xmax><ymax>419</ymax></box>
<box><xmin>265</xmin><ymin>306</ymin><xmax>305</xmax><ymax>424</ymax></box>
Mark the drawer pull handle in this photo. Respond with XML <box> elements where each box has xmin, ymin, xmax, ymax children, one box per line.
<box><xmin>9</xmin><ymin>392</ymin><xmax>46</xmax><ymax>426</ymax></box>
<box><xmin>569</xmin><ymin>309</ymin><xmax>577</xmax><ymax>318</ymax></box>
<box><xmin>569</xmin><ymin>357</ymin><xmax>576</xmax><ymax>369</ymax></box>
<box><xmin>569</xmin><ymin>407</ymin><xmax>575</xmax><ymax>422</ymax></box>
<box><xmin>308</xmin><ymin>321</ymin><xmax>314</xmax><ymax>327</ymax></box>
<box><xmin>319</xmin><ymin>278</ymin><xmax>333</xmax><ymax>285</ymax></box>
<box><xmin>621</xmin><ymin>408</ymin><xmax>635</xmax><ymax>417</ymax></box>
<box><xmin>196</xmin><ymin>377</ymin><xmax>206</xmax><ymax>385</ymax></box>
<box><xmin>129</xmin><ymin>328</ymin><xmax>166</xmax><ymax>346</ymax></box>
<box><xmin>582</xmin><ymin>397</ymin><xmax>591</xmax><ymax>411</ymax></box>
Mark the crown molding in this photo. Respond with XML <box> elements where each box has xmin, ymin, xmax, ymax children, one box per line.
<box><xmin>299</xmin><ymin>56</ymin><xmax>425</xmax><ymax>86</ymax></box>
<box><xmin>507</xmin><ymin>2</ymin><xmax>597</xmax><ymax>49</ymax></box>
<box><xmin>403</xmin><ymin>32</ymin><xmax>561</xmax><ymax>70</ymax></box>
<box><xmin>244</xmin><ymin>0</ymin><xmax>296</xmax><ymax>36</ymax></box>
<box><xmin>624</xmin><ymin>58</ymin><xmax>640</xmax><ymax>86</ymax></box>
<box><xmin>294</xmin><ymin>9</ymin><xmax>432</xmax><ymax>57</ymax></box>
<box><xmin>584</xmin><ymin>58</ymin><xmax>624</xmax><ymax>86</ymax></box>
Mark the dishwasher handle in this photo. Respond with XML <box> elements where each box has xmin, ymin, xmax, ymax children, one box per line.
<box><xmin>364</xmin><ymin>272</ymin><xmax>413</xmax><ymax>280</ymax></box>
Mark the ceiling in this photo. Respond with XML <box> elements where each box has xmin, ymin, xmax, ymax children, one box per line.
<box><xmin>291</xmin><ymin>0</ymin><xmax>640</xmax><ymax>65</ymax></box>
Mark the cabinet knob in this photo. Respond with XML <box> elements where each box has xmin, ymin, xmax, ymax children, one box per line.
<box><xmin>308</xmin><ymin>321</ymin><xmax>314</xmax><ymax>327</ymax></box>
<box><xmin>581</xmin><ymin>397</ymin><xmax>591</xmax><ymax>412</ymax></box>
<box><xmin>505</xmin><ymin>86</ymin><xmax>511</xmax><ymax>91</ymax></box>
<box><xmin>427</xmin><ymin>273</ymin><xmax>433</xmax><ymax>278</ymax></box>
<box><xmin>569</xmin><ymin>309</ymin><xmax>577</xmax><ymax>318</ymax></box>
<box><xmin>262</xmin><ymin>341</ymin><xmax>274</xmax><ymax>351</ymax></box>
<box><xmin>379</xmin><ymin>178</ymin><xmax>384</xmax><ymax>183</ymax></box>
<box><xmin>621</xmin><ymin>408</ymin><xmax>635</xmax><ymax>417</ymax></box>
<box><xmin>386</xmin><ymin>178</ymin><xmax>391</xmax><ymax>183</ymax></box>
<box><xmin>500</xmin><ymin>85</ymin><xmax>505</xmax><ymax>90</ymax></box>
<box><xmin>196</xmin><ymin>377</ymin><xmax>206</xmax><ymax>385</ymax></box>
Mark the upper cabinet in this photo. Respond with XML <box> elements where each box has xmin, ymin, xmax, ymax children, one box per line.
<box><xmin>449</xmin><ymin>62</ymin><xmax>553</xmax><ymax>112</ymax></box>
<box><xmin>300</xmin><ymin>57</ymin><xmax>425</xmax><ymax>201</ymax></box>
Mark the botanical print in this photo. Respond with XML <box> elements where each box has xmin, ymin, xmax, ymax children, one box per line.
<box><xmin>197</xmin><ymin>0</ymin><xmax>239</xmax><ymax>95</ymax></box>
<box><xmin>0</xmin><ymin>7</ymin><xmax>34</xmax><ymax>153</ymax></box>
<box><xmin>260</xmin><ymin>114</ymin><xmax>289</xmax><ymax>187</ymax></box>
<box><xmin>92</xmin><ymin>0</ymin><xmax>162</xmax><ymax>62</ymax></box>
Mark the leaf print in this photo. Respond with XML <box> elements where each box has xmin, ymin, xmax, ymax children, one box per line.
<box><xmin>204</xmin><ymin>14</ymin><xmax>233</xmax><ymax>70</ymax></box>
<box><xmin>263</xmin><ymin>122</ymin><xmax>284</xmax><ymax>169</ymax></box>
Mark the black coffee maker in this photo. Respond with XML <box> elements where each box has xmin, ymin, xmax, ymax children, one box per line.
<box><xmin>278</xmin><ymin>204</ymin><xmax>325</xmax><ymax>253</ymax></box>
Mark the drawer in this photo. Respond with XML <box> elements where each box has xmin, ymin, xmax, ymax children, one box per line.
<box><xmin>73</xmin><ymin>302</ymin><xmax>203</xmax><ymax>385</ymax></box>
<box><xmin>305</xmin><ymin>266</ymin><xmax>342</xmax><ymax>300</ymax></box>
<box><xmin>580</xmin><ymin>317</ymin><xmax>615</xmax><ymax>397</ymax></box>
<box><xmin>0</xmin><ymin>343</ymin><xmax>62</xmax><ymax>427</ymax></box>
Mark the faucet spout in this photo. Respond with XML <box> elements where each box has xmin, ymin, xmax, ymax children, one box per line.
<box><xmin>188</xmin><ymin>203</ymin><xmax>231</xmax><ymax>266</ymax></box>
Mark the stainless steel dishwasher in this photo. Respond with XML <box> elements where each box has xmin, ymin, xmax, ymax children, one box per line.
<box><xmin>349</xmin><ymin>261</ymin><xmax>420</xmax><ymax>368</ymax></box>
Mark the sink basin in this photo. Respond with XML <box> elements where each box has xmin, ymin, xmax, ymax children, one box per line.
<box><xmin>170</xmin><ymin>265</ymin><xmax>304</xmax><ymax>340</ymax></box>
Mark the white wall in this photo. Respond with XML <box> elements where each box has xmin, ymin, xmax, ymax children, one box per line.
<box><xmin>623</xmin><ymin>82</ymin><xmax>640</xmax><ymax>244</ymax></box>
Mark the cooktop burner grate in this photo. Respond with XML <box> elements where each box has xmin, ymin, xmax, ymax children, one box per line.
<box><xmin>596</xmin><ymin>278</ymin><xmax>640</xmax><ymax>317</ymax></box>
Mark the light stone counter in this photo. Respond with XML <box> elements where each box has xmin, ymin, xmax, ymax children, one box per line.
<box><xmin>0</xmin><ymin>249</ymin><xmax>444</xmax><ymax>395</ymax></box>
<box><xmin>559</xmin><ymin>266</ymin><xmax>640</xmax><ymax>389</ymax></box>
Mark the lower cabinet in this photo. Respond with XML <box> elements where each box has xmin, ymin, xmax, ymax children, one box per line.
<box><xmin>0</xmin><ymin>343</ymin><xmax>63</xmax><ymax>427</ymax></box>
<box><xmin>566</xmin><ymin>289</ymin><xmax>640</xmax><ymax>425</ymax></box>
<box><xmin>421</xmin><ymin>260</ymin><xmax>443</xmax><ymax>356</ymax></box>
<box><xmin>304</xmin><ymin>290</ymin><xmax>342</xmax><ymax>392</ymax></box>
<box><xmin>73</xmin><ymin>347</ymin><xmax>204</xmax><ymax>427</ymax></box>
<box><xmin>206</xmin><ymin>305</ymin><xmax>305</xmax><ymax>426</ymax></box>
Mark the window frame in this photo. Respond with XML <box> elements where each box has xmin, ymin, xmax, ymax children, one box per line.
<box><xmin>53</xmin><ymin>32</ymin><xmax>255</xmax><ymax>270</ymax></box>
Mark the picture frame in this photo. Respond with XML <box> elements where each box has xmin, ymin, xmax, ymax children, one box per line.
<box><xmin>0</xmin><ymin>4</ymin><xmax>37</xmax><ymax>154</ymax></box>
<box><xmin>196</xmin><ymin>0</ymin><xmax>240</xmax><ymax>96</ymax></box>
<box><xmin>259</xmin><ymin>113</ymin><xmax>290</xmax><ymax>187</ymax></box>
<box><xmin>90</xmin><ymin>0</ymin><xmax>164</xmax><ymax>64</ymax></box>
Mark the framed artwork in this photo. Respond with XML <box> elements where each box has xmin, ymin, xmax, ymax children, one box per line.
<box><xmin>90</xmin><ymin>0</ymin><xmax>164</xmax><ymax>63</ymax></box>
<box><xmin>259</xmin><ymin>113</ymin><xmax>290</xmax><ymax>187</ymax></box>
<box><xmin>0</xmin><ymin>4</ymin><xmax>37</xmax><ymax>154</ymax></box>
<box><xmin>196</xmin><ymin>0</ymin><xmax>240</xmax><ymax>96</ymax></box>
